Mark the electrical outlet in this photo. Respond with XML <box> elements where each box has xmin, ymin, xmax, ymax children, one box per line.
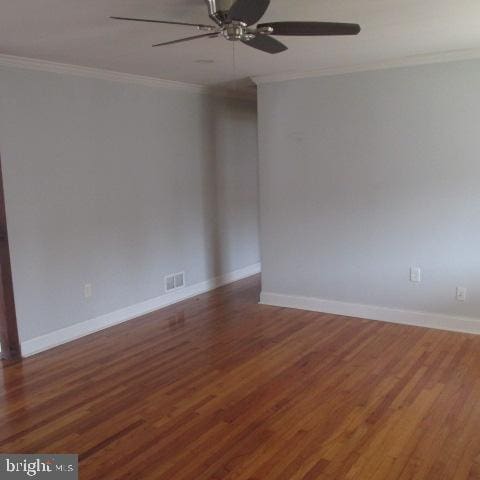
<box><xmin>456</xmin><ymin>287</ymin><xmax>467</xmax><ymax>302</ymax></box>
<box><xmin>84</xmin><ymin>284</ymin><xmax>92</xmax><ymax>299</ymax></box>
<box><xmin>410</xmin><ymin>267</ymin><xmax>422</xmax><ymax>283</ymax></box>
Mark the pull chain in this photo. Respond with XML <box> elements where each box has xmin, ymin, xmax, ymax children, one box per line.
<box><xmin>232</xmin><ymin>40</ymin><xmax>237</xmax><ymax>91</ymax></box>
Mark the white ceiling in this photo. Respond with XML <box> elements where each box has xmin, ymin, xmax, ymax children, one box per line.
<box><xmin>1</xmin><ymin>0</ymin><xmax>480</xmax><ymax>86</ymax></box>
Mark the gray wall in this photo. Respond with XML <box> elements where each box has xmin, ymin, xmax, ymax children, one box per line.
<box><xmin>258</xmin><ymin>59</ymin><xmax>480</xmax><ymax>318</ymax></box>
<box><xmin>0</xmin><ymin>66</ymin><xmax>260</xmax><ymax>342</ymax></box>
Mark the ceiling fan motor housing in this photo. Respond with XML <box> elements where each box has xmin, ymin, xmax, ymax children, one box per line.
<box><xmin>222</xmin><ymin>22</ymin><xmax>256</xmax><ymax>41</ymax></box>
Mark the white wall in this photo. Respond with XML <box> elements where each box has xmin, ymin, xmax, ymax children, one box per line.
<box><xmin>258</xmin><ymin>59</ymin><xmax>480</xmax><ymax>329</ymax></box>
<box><xmin>0</xmin><ymin>65</ymin><xmax>260</xmax><ymax>344</ymax></box>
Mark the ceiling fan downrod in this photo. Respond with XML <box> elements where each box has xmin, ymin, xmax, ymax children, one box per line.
<box><xmin>205</xmin><ymin>0</ymin><xmax>232</xmax><ymax>26</ymax></box>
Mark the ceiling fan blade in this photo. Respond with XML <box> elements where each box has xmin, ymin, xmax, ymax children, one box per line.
<box><xmin>110</xmin><ymin>16</ymin><xmax>216</xmax><ymax>30</ymax></box>
<box><xmin>228</xmin><ymin>0</ymin><xmax>270</xmax><ymax>26</ymax></box>
<box><xmin>241</xmin><ymin>35</ymin><xmax>287</xmax><ymax>54</ymax></box>
<box><xmin>258</xmin><ymin>21</ymin><xmax>361</xmax><ymax>36</ymax></box>
<box><xmin>152</xmin><ymin>32</ymin><xmax>219</xmax><ymax>47</ymax></box>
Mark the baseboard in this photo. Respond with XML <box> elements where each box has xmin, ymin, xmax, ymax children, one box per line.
<box><xmin>20</xmin><ymin>263</ymin><xmax>261</xmax><ymax>357</ymax></box>
<box><xmin>260</xmin><ymin>291</ymin><xmax>480</xmax><ymax>335</ymax></box>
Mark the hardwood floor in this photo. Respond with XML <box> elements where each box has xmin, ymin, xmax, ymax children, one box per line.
<box><xmin>1</xmin><ymin>274</ymin><xmax>480</xmax><ymax>479</ymax></box>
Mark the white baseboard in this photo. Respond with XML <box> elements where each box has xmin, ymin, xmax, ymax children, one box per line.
<box><xmin>20</xmin><ymin>263</ymin><xmax>261</xmax><ymax>357</ymax></box>
<box><xmin>260</xmin><ymin>291</ymin><xmax>480</xmax><ymax>335</ymax></box>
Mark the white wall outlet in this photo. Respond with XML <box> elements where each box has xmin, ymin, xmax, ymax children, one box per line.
<box><xmin>456</xmin><ymin>286</ymin><xmax>467</xmax><ymax>302</ymax></box>
<box><xmin>84</xmin><ymin>284</ymin><xmax>92</xmax><ymax>299</ymax></box>
<box><xmin>410</xmin><ymin>267</ymin><xmax>422</xmax><ymax>283</ymax></box>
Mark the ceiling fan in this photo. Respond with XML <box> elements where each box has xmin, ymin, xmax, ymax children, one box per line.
<box><xmin>111</xmin><ymin>0</ymin><xmax>361</xmax><ymax>54</ymax></box>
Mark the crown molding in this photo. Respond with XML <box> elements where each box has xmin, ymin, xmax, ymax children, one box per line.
<box><xmin>251</xmin><ymin>47</ymin><xmax>480</xmax><ymax>85</ymax></box>
<box><xmin>0</xmin><ymin>53</ymin><xmax>255</xmax><ymax>101</ymax></box>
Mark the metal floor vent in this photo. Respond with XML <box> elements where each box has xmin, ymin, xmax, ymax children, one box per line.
<box><xmin>165</xmin><ymin>272</ymin><xmax>185</xmax><ymax>292</ymax></box>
